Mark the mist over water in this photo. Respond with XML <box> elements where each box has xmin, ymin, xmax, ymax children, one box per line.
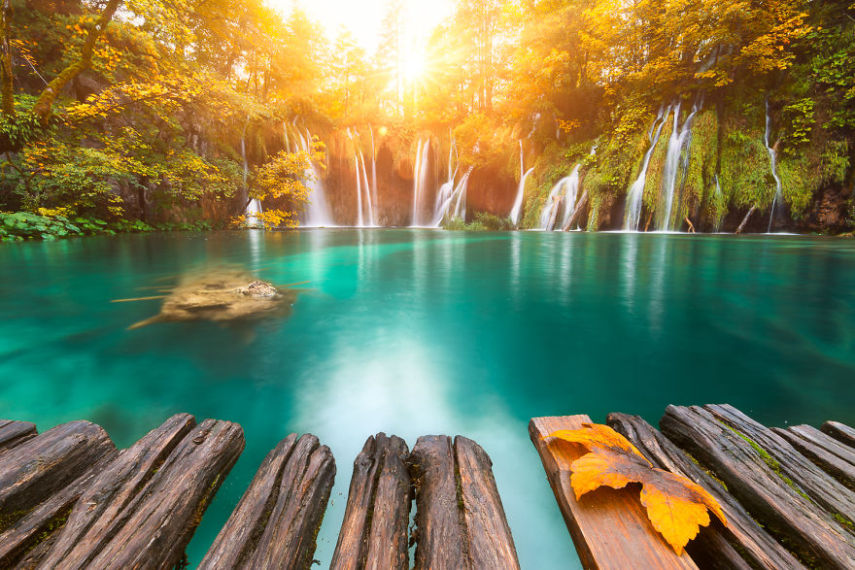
<box><xmin>1</xmin><ymin>230</ymin><xmax>854</xmax><ymax>568</ymax></box>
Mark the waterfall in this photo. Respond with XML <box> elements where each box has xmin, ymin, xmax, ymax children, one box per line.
<box><xmin>300</xmin><ymin>129</ymin><xmax>334</xmax><ymax>227</ymax></box>
<box><xmin>540</xmin><ymin>173</ymin><xmax>575</xmax><ymax>231</ymax></box>
<box><xmin>765</xmin><ymin>99</ymin><xmax>783</xmax><ymax>232</ymax></box>
<box><xmin>429</xmin><ymin>135</ymin><xmax>462</xmax><ymax>227</ymax></box>
<box><xmin>658</xmin><ymin>102</ymin><xmax>699</xmax><ymax>231</ymax></box>
<box><xmin>369</xmin><ymin>127</ymin><xmax>378</xmax><ymax>222</ymax></box>
<box><xmin>451</xmin><ymin>167</ymin><xmax>472</xmax><ymax>220</ymax></box>
<box><xmin>624</xmin><ymin>107</ymin><xmax>668</xmax><ymax>231</ymax></box>
<box><xmin>411</xmin><ymin>139</ymin><xmax>430</xmax><ymax>226</ymax></box>
<box><xmin>509</xmin><ymin>140</ymin><xmax>534</xmax><ymax>226</ymax></box>
<box><xmin>242</xmin><ymin>126</ymin><xmax>262</xmax><ymax>227</ymax></box>
<box><xmin>358</xmin><ymin>150</ymin><xmax>375</xmax><ymax>226</ymax></box>
<box><xmin>354</xmin><ymin>155</ymin><xmax>363</xmax><ymax>227</ymax></box>
<box><xmin>714</xmin><ymin>175</ymin><xmax>724</xmax><ymax>232</ymax></box>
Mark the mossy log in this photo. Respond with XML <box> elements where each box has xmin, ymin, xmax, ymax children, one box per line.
<box><xmin>330</xmin><ymin>434</ymin><xmax>410</xmax><ymax>570</ymax></box>
<box><xmin>409</xmin><ymin>435</ymin><xmax>520</xmax><ymax>570</ymax></box>
<box><xmin>660</xmin><ymin>405</ymin><xmax>855</xmax><ymax>568</ymax></box>
<box><xmin>199</xmin><ymin>433</ymin><xmax>335</xmax><ymax>570</ymax></box>
<box><xmin>773</xmin><ymin>424</ymin><xmax>855</xmax><ymax>491</ymax></box>
<box><xmin>0</xmin><ymin>421</ymin><xmax>116</xmax><ymax>532</ymax></box>
<box><xmin>39</xmin><ymin>417</ymin><xmax>243</xmax><ymax>569</ymax></box>
<box><xmin>704</xmin><ymin>404</ymin><xmax>855</xmax><ymax>527</ymax></box>
<box><xmin>608</xmin><ymin>412</ymin><xmax>804</xmax><ymax>569</ymax></box>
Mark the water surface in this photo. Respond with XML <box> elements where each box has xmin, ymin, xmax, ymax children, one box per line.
<box><xmin>1</xmin><ymin>230</ymin><xmax>854</xmax><ymax>568</ymax></box>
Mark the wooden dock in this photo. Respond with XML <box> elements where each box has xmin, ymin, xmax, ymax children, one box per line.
<box><xmin>0</xmin><ymin>416</ymin><xmax>519</xmax><ymax>569</ymax></box>
<box><xmin>531</xmin><ymin>404</ymin><xmax>855</xmax><ymax>569</ymax></box>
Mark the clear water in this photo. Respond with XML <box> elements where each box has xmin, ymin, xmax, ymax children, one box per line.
<box><xmin>1</xmin><ymin>230</ymin><xmax>854</xmax><ymax>568</ymax></box>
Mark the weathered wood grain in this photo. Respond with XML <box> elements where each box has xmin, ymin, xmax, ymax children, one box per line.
<box><xmin>607</xmin><ymin>412</ymin><xmax>804</xmax><ymax>570</ymax></box>
<box><xmin>660</xmin><ymin>405</ymin><xmax>855</xmax><ymax>569</ymax></box>
<box><xmin>36</xmin><ymin>413</ymin><xmax>196</xmax><ymax>568</ymax></box>
<box><xmin>44</xmin><ymin>418</ymin><xmax>244</xmax><ymax>570</ymax></box>
<box><xmin>0</xmin><ymin>450</ymin><xmax>118</xmax><ymax>568</ymax></box>
<box><xmin>774</xmin><ymin>424</ymin><xmax>855</xmax><ymax>490</ymax></box>
<box><xmin>454</xmin><ymin>436</ymin><xmax>520</xmax><ymax>570</ymax></box>
<box><xmin>410</xmin><ymin>435</ymin><xmax>468</xmax><ymax>569</ymax></box>
<box><xmin>330</xmin><ymin>433</ymin><xmax>410</xmax><ymax>570</ymax></box>
<box><xmin>823</xmin><ymin>421</ymin><xmax>855</xmax><ymax>449</ymax></box>
<box><xmin>704</xmin><ymin>404</ymin><xmax>855</xmax><ymax>527</ymax></box>
<box><xmin>0</xmin><ymin>421</ymin><xmax>115</xmax><ymax>531</ymax></box>
<box><xmin>529</xmin><ymin>415</ymin><xmax>698</xmax><ymax>570</ymax></box>
<box><xmin>0</xmin><ymin>421</ymin><xmax>37</xmax><ymax>454</ymax></box>
<box><xmin>201</xmin><ymin>433</ymin><xmax>335</xmax><ymax>570</ymax></box>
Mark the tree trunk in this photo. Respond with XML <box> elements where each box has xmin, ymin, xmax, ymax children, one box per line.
<box><xmin>0</xmin><ymin>0</ymin><xmax>14</xmax><ymax>119</ymax></box>
<box><xmin>562</xmin><ymin>189</ymin><xmax>588</xmax><ymax>231</ymax></box>
<box><xmin>31</xmin><ymin>0</ymin><xmax>121</xmax><ymax>124</ymax></box>
<box><xmin>735</xmin><ymin>205</ymin><xmax>756</xmax><ymax>234</ymax></box>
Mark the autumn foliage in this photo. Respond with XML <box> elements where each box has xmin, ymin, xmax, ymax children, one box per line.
<box><xmin>547</xmin><ymin>423</ymin><xmax>727</xmax><ymax>554</ymax></box>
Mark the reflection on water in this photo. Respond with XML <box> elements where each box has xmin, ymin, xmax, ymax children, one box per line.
<box><xmin>1</xmin><ymin>230</ymin><xmax>855</xmax><ymax>568</ymax></box>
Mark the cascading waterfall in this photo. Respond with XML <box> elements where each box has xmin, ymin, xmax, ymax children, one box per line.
<box><xmin>242</xmin><ymin>125</ymin><xmax>262</xmax><ymax>227</ymax></box>
<box><xmin>624</xmin><ymin>107</ymin><xmax>669</xmax><ymax>231</ymax></box>
<box><xmin>369</xmin><ymin>127</ymin><xmax>378</xmax><ymax>219</ymax></box>
<box><xmin>347</xmin><ymin>129</ymin><xmax>377</xmax><ymax>227</ymax></box>
<box><xmin>430</xmin><ymin>135</ymin><xmax>465</xmax><ymax>227</ymax></box>
<box><xmin>300</xmin><ymin>129</ymin><xmax>335</xmax><ymax>227</ymax></box>
<box><xmin>509</xmin><ymin>140</ymin><xmax>534</xmax><ymax>226</ymax></box>
<box><xmin>765</xmin><ymin>99</ymin><xmax>783</xmax><ymax>232</ymax></box>
<box><xmin>451</xmin><ymin>167</ymin><xmax>472</xmax><ymax>220</ymax></box>
<box><xmin>358</xmin><ymin>150</ymin><xmax>375</xmax><ymax>226</ymax></box>
<box><xmin>411</xmin><ymin>139</ymin><xmax>430</xmax><ymax>226</ymax></box>
<box><xmin>714</xmin><ymin>175</ymin><xmax>724</xmax><ymax>232</ymax></box>
<box><xmin>658</xmin><ymin>102</ymin><xmax>699</xmax><ymax>232</ymax></box>
<box><xmin>539</xmin><ymin>173</ymin><xmax>575</xmax><ymax>231</ymax></box>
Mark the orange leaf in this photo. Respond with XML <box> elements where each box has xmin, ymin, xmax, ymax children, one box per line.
<box><xmin>547</xmin><ymin>424</ymin><xmax>727</xmax><ymax>554</ymax></box>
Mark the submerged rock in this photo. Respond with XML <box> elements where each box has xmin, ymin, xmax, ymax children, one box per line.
<box><xmin>129</xmin><ymin>268</ymin><xmax>297</xmax><ymax>329</ymax></box>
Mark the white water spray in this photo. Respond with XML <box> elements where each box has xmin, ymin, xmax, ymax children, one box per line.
<box><xmin>624</xmin><ymin>107</ymin><xmax>668</xmax><ymax>231</ymax></box>
<box><xmin>765</xmin><ymin>99</ymin><xmax>783</xmax><ymax>232</ymax></box>
<box><xmin>300</xmin><ymin>129</ymin><xmax>334</xmax><ymax>227</ymax></box>
<box><xmin>510</xmin><ymin>140</ymin><xmax>534</xmax><ymax>226</ymax></box>
<box><xmin>411</xmin><ymin>139</ymin><xmax>430</xmax><ymax>226</ymax></box>
<box><xmin>658</xmin><ymin>102</ymin><xmax>699</xmax><ymax>232</ymax></box>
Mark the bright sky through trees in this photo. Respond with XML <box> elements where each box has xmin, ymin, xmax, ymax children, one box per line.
<box><xmin>279</xmin><ymin>0</ymin><xmax>454</xmax><ymax>53</ymax></box>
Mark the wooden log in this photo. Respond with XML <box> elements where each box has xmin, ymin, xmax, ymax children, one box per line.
<box><xmin>37</xmin><ymin>413</ymin><xmax>196</xmax><ymax>568</ymax></box>
<box><xmin>330</xmin><ymin>433</ymin><xmax>411</xmax><ymax>570</ymax></box>
<box><xmin>200</xmin><ymin>433</ymin><xmax>335</xmax><ymax>570</ymax></box>
<box><xmin>529</xmin><ymin>415</ymin><xmax>698</xmax><ymax>569</ymax></box>
<box><xmin>704</xmin><ymin>404</ymin><xmax>855</xmax><ymax>528</ymax></box>
<box><xmin>607</xmin><ymin>412</ymin><xmax>804</xmax><ymax>570</ymax></box>
<box><xmin>0</xmin><ymin>451</ymin><xmax>118</xmax><ymax>568</ymax></box>
<box><xmin>0</xmin><ymin>421</ymin><xmax>115</xmax><ymax>531</ymax></box>
<box><xmin>660</xmin><ymin>405</ymin><xmax>855</xmax><ymax>568</ymax></box>
<box><xmin>735</xmin><ymin>205</ymin><xmax>756</xmax><ymax>234</ymax></box>
<box><xmin>0</xmin><ymin>420</ymin><xmax>36</xmax><ymax>454</ymax></box>
<box><xmin>823</xmin><ymin>421</ymin><xmax>855</xmax><ymax>449</ymax></box>
<box><xmin>410</xmin><ymin>435</ymin><xmax>468</xmax><ymax>569</ymax></box>
<box><xmin>774</xmin><ymin>425</ymin><xmax>855</xmax><ymax>490</ymax></box>
<box><xmin>47</xmin><ymin>418</ymin><xmax>243</xmax><ymax>570</ymax></box>
<box><xmin>563</xmin><ymin>190</ymin><xmax>588</xmax><ymax>231</ymax></box>
<box><xmin>454</xmin><ymin>436</ymin><xmax>520</xmax><ymax>570</ymax></box>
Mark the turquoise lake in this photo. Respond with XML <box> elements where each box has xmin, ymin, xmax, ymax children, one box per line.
<box><xmin>1</xmin><ymin>229</ymin><xmax>854</xmax><ymax>568</ymax></box>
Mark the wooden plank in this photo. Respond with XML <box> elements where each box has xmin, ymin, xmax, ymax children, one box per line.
<box><xmin>705</xmin><ymin>404</ymin><xmax>855</xmax><ymax>527</ymax></box>
<box><xmin>0</xmin><ymin>450</ymin><xmax>118</xmax><ymax>568</ymax></box>
<box><xmin>774</xmin><ymin>425</ymin><xmax>855</xmax><ymax>490</ymax></box>
<box><xmin>0</xmin><ymin>421</ymin><xmax>115</xmax><ymax>531</ymax></box>
<box><xmin>410</xmin><ymin>435</ymin><xmax>468</xmax><ymax>569</ymax></box>
<box><xmin>37</xmin><ymin>413</ymin><xmax>196</xmax><ymax>568</ymax></box>
<box><xmin>529</xmin><ymin>415</ymin><xmax>697</xmax><ymax>570</ymax></box>
<box><xmin>454</xmin><ymin>436</ymin><xmax>520</xmax><ymax>570</ymax></box>
<box><xmin>330</xmin><ymin>433</ymin><xmax>410</xmax><ymax>570</ymax></box>
<box><xmin>52</xmin><ymin>418</ymin><xmax>244</xmax><ymax>569</ymax></box>
<box><xmin>607</xmin><ymin>412</ymin><xmax>804</xmax><ymax>570</ymax></box>
<box><xmin>200</xmin><ymin>433</ymin><xmax>335</xmax><ymax>570</ymax></box>
<box><xmin>0</xmin><ymin>420</ymin><xmax>37</xmax><ymax>454</ymax></box>
<box><xmin>660</xmin><ymin>405</ymin><xmax>855</xmax><ymax>569</ymax></box>
<box><xmin>823</xmin><ymin>421</ymin><xmax>855</xmax><ymax>449</ymax></box>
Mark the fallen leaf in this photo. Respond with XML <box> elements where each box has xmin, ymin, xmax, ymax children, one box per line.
<box><xmin>547</xmin><ymin>423</ymin><xmax>727</xmax><ymax>554</ymax></box>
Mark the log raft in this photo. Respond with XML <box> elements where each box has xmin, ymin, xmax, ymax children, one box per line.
<box><xmin>0</xmin><ymin>419</ymin><xmax>518</xmax><ymax>569</ymax></box>
<box><xmin>531</xmin><ymin>406</ymin><xmax>855</xmax><ymax>569</ymax></box>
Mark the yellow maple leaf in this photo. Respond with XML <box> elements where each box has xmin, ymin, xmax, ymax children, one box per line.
<box><xmin>547</xmin><ymin>423</ymin><xmax>727</xmax><ymax>554</ymax></box>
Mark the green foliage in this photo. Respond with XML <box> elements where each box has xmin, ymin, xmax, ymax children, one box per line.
<box><xmin>0</xmin><ymin>212</ymin><xmax>82</xmax><ymax>241</ymax></box>
<box><xmin>781</xmin><ymin>99</ymin><xmax>815</xmax><ymax>148</ymax></box>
